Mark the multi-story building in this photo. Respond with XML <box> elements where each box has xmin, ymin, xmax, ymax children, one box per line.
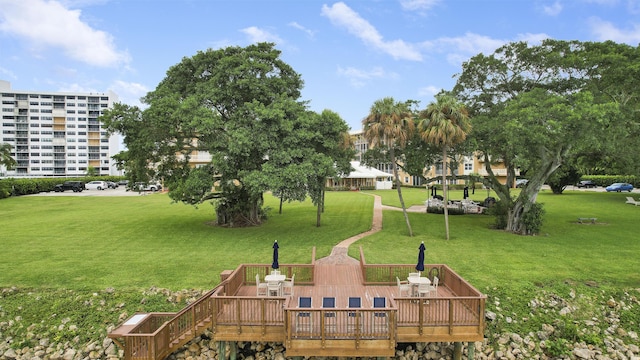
<box><xmin>0</xmin><ymin>80</ymin><xmax>120</xmax><ymax>177</ymax></box>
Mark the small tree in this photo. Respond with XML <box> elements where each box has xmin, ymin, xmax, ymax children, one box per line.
<box><xmin>85</xmin><ymin>165</ymin><xmax>98</xmax><ymax>177</ymax></box>
<box><xmin>0</xmin><ymin>143</ymin><xmax>16</xmax><ymax>171</ymax></box>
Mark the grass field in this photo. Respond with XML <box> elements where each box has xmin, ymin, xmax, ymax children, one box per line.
<box><xmin>1</xmin><ymin>187</ymin><xmax>638</xmax><ymax>292</ymax></box>
<box><xmin>1</xmin><ymin>187</ymin><xmax>639</xmax><ymax>354</ymax></box>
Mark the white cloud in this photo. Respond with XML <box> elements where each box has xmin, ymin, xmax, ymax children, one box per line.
<box><xmin>420</xmin><ymin>32</ymin><xmax>550</xmax><ymax>66</ymax></box>
<box><xmin>627</xmin><ymin>0</ymin><xmax>640</xmax><ymax>14</ymax></box>
<box><xmin>110</xmin><ymin>80</ymin><xmax>149</xmax><ymax>107</ymax></box>
<box><xmin>516</xmin><ymin>33</ymin><xmax>551</xmax><ymax>44</ymax></box>
<box><xmin>337</xmin><ymin>66</ymin><xmax>396</xmax><ymax>87</ymax></box>
<box><xmin>542</xmin><ymin>1</ymin><xmax>563</xmax><ymax>16</ymax></box>
<box><xmin>421</xmin><ymin>32</ymin><xmax>507</xmax><ymax>65</ymax></box>
<box><xmin>399</xmin><ymin>0</ymin><xmax>441</xmax><ymax>11</ymax></box>
<box><xmin>321</xmin><ymin>2</ymin><xmax>422</xmax><ymax>61</ymax></box>
<box><xmin>289</xmin><ymin>22</ymin><xmax>316</xmax><ymax>38</ymax></box>
<box><xmin>587</xmin><ymin>17</ymin><xmax>640</xmax><ymax>44</ymax></box>
<box><xmin>582</xmin><ymin>0</ymin><xmax>618</xmax><ymax>5</ymax></box>
<box><xmin>418</xmin><ymin>85</ymin><xmax>441</xmax><ymax>97</ymax></box>
<box><xmin>0</xmin><ymin>66</ymin><xmax>17</xmax><ymax>80</ymax></box>
<box><xmin>240</xmin><ymin>26</ymin><xmax>284</xmax><ymax>45</ymax></box>
<box><xmin>0</xmin><ymin>0</ymin><xmax>130</xmax><ymax>67</ymax></box>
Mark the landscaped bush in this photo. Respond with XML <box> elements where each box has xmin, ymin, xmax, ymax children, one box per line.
<box><xmin>0</xmin><ymin>176</ymin><xmax>126</xmax><ymax>197</ymax></box>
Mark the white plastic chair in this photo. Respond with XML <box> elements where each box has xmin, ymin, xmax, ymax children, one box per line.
<box><xmin>429</xmin><ymin>276</ymin><xmax>439</xmax><ymax>297</ymax></box>
<box><xmin>282</xmin><ymin>274</ymin><xmax>295</xmax><ymax>296</ymax></box>
<box><xmin>267</xmin><ymin>281</ymin><xmax>282</xmax><ymax>296</ymax></box>
<box><xmin>417</xmin><ymin>282</ymin><xmax>430</xmax><ymax>297</ymax></box>
<box><xmin>256</xmin><ymin>274</ymin><xmax>268</xmax><ymax>296</ymax></box>
<box><xmin>396</xmin><ymin>276</ymin><xmax>411</xmax><ymax>297</ymax></box>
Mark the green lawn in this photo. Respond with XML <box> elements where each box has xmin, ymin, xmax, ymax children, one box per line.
<box><xmin>0</xmin><ymin>192</ymin><xmax>372</xmax><ymax>290</ymax></box>
<box><xmin>356</xmin><ymin>188</ymin><xmax>639</xmax><ymax>290</ymax></box>
<box><xmin>1</xmin><ymin>188</ymin><xmax>638</xmax><ymax>292</ymax></box>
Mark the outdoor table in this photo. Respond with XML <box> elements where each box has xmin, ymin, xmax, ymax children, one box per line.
<box><xmin>407</xmin><ymin>276</ymin><xmax>431</xmax><ymax>297</ymax></box>
<box><xmin>265</xmin><ymin>274</ymin><xmax>286</xmax><ymax>282</ymax></box>
<box><xmin>264</xmin><ymin>274</ymin><xmax>286</xmax><ymax>296</ymax></box>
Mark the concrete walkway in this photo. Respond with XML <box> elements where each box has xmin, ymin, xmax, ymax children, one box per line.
<box><xmin>315</xmin><ymin>193</ymin><xmax>424</xmax><ymax>265</ymax></box>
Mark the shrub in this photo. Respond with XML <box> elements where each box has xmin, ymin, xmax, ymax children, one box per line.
<box><xmin>522</xmin><ymin>202</ymin><xmax>545</xmax><ymax>235</ymax></box>
<box><xmin>487</xmin><ymin>200</ymin><xmax>509</xmax><ymax>229</ymax></box>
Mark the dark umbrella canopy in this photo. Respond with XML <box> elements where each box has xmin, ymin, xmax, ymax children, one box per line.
<box><xmin>272</xmin><ymin>240</ymin><xmax>279</xmax><ymax>269</ymax></box>
<box><xmin>416</xmin><ymin>242</ymin><xmax>426</xmax><ymax>274</ymax></box>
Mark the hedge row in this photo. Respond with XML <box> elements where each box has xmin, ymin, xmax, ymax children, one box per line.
<box><xmin>0</xmin><ymin>176</ymin><xmax>126</xmax><ymax>199</ymax></box>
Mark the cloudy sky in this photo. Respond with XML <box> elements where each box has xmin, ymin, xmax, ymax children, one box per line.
<box><xmin>1</xmin><ymin>0</ymin><xmax>638</xmax><ymax>130</ymax></box>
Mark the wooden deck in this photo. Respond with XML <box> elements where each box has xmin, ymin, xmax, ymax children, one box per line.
<box><xmin>109</xmin><ymin>248</ymin><xmax>486</xmax><ymax>360</ymax></box>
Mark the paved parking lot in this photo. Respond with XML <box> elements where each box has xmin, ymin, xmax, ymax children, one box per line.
<box><xmin>30</xmin><ymin>186</ymin><xmax>160</xmax><ymax>197</ymax></box>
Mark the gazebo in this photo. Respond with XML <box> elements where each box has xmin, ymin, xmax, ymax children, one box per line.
<box><xmin>328</xmin><ymin>161</ymin><xmax>393</xmax><ymax>190</ymax></box>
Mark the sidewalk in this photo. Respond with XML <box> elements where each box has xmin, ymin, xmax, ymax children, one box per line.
<box><xmin>316</xmin><ymin>193</ymin><xmax>388</xmax><ymax>265</ymax></box>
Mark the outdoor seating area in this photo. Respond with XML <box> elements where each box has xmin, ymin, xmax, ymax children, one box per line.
<box><xmin>108</xmin><ymin>244</ymin><xmax>486</xmax><ymax>360</ymax></box>
<box><xmin>425</xmin><ymin>197</ymin><xmax>485</xmax><ymax>214</ymax></box>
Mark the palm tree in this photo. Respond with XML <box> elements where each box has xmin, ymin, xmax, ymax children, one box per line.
<box><xmin>0</xmin><ymin>143</ymin><xmax>16</xmax><ymax>171</ymax></box>
<box><xmin>362</xmin><ymin>97</ymin><xmax>415</xmax><ymax>236</ymax></box>
<box><xmin>418</xmin><ymin>95</ymin><xmax>471</xmax><ymax>240</ymax></box>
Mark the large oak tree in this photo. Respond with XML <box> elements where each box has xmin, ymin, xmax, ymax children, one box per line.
<box><xmin>453</xmin><ymin>40</ymin><xmax>624</xmax><ymax>235</ymax></box>
<box><xmin>101</xmin><ymin>43</ymin><xmax>351</xmax><ymax>227</ymax></box>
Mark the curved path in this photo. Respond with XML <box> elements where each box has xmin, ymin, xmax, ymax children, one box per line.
<box><xmin>315</xmin><ymin>194</ymin><xmax>425</xmax><ymax>265</ymax></box>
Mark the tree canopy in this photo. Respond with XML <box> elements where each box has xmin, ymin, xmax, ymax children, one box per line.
<box><xmin>417</xmin><ymin>94</ymin><xmax>471</xmax><ymax>240</ymax></box>
<box><xmin>453</xmin><ymin>39</ymin><xmax>630</xmax><ymax>234</ymax></box>
<box><xmin>101</xmin><ymin>43</ymin><xmax>352</xmax><ymax>227</ymax></box>
<box><xmin>362</xmin><ymin>97</ymin><xmax>415</xmax><ymax>236</ymax></box>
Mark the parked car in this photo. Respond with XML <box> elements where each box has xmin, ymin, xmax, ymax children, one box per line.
<box><xmin>106</xmin><ymin>181</ymin><xmax>118</xmax><ymax>189</ymax></box>
<box><xmin>53</xmin><ymin>181</ymin><xmax>85</xmax><ymax>192</ymax></box>
<box><xmin>85</xmin><ymin>181</ymin><xmax>108</xmax><ymax>190</ymax></box>
<box><xmin>576</xmin><ymin>180</ymin><xmax>597</xmax><ymax>188</ymax></box>
<box><xmin>605</xmin><ymin>183</ymin><xmax>634</xmax><ymax>192</ymax></box>
<box><xmin>117</xmin><ymin>179</ymin><xmax>129</xmax><ymax>186</ymax></box>
<box><xmin>515</xmin><ymin>179</ymin><xmax>528</xmax><ymax>188</ymax></box>
<box><xmin>131</xmin><ymin>182</ymin><xmax>161</xmax><ymax>192</ymax></box>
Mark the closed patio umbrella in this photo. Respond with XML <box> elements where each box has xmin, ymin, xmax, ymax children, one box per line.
<box><xmin>416</xmin><ymin>241</ymin><xmax>425</xmax><ymax>276</ymax></box>
<box><xmin>272</xmin><ymin>240</ymin><xmax>279</xmax><ymax>270</ymax></box>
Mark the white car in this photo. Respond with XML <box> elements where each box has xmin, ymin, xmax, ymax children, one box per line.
<box><xmin>85</xmin><ymin>181</ymin><xmax>108</xmax><ymax>190</ymax></box>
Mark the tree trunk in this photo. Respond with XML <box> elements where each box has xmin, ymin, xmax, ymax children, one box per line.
<box><xmin>279</xmin><ymin>197</ymin><xmax>283</xmax><ymax>214</ymax></box>
<box><xmin>316</xmin><ymin>189</ymin><xmax>323</xmax><ymax>227</ymax></box>
<box><xmin>506</xmin><ymin>150</ymin><xmax>564</xmax><ymax>234</ymax></box>
<box><xmin>215</xmin><ymin>189</ymin><xmax>263</xmax><ymax>227</ymax></box>
<box><xmin>442</xmin><ymin>147</ymin><xmax>450</xmax><ymax>240</ymax></box>
<box><xmin>390</xmin><ymin>147</ymin><xmax>413</xmax><ymax>237</ymax></box>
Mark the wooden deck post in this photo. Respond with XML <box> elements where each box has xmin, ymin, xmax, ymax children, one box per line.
<box><xmin>453</xmin><ymin>341</ymin><xmax>462</xmax><ymax>360</ymax></box>
<box><xmin>468</xmin><ymin>341</ymin><xmax>475</xmax><ymax>359</ymax></box>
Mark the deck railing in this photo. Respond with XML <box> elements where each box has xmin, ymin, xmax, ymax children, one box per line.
<box><xmin>212</xmin><ymin>296</ymin><xmax>288</xmax><ymax>328</ymax></box>
<box><xmin>395</xmin><ymin>297</ymin><xmax>483</xmax><ymax>326</ymax></box>
<box><xmin>285</xmin><ymin>308</ymin><xmax>396</xmax><ymax>341</ymax></box>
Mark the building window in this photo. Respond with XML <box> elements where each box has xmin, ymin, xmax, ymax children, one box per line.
<box><xmin>464</xmin><ymin>163</ymin><xmax>473</xmax><ymax>171</ymax></box>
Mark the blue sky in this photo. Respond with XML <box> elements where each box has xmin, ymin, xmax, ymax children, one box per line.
<box><xmin>1</xmin><ymin>0</ymin><xmax>639</xmax><ymax>131</ymax></box>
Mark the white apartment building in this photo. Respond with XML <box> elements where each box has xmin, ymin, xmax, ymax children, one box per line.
<box><xmin>0</xmin><ymin>80</ymin><xmax>120</xmax><ymax>177</ymax></box>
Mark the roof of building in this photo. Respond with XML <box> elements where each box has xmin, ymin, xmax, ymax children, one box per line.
<box><xmin>345</xmin><ymin>161</ymin><xmax>393</xmax><ymax>179</ymax></box>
